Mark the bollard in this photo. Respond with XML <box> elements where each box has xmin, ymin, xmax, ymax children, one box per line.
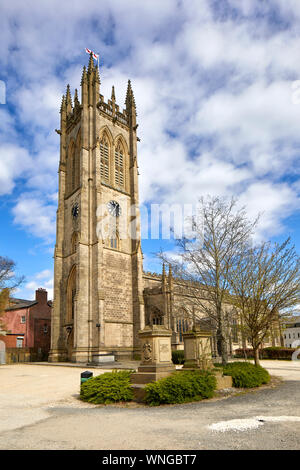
<box><xmin>80</xmin><ymin>370</ymin><xmax>93</xmax><ymax>386</ymax></box>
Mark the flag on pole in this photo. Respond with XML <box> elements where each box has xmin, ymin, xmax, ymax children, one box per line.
<box><xmin>85</xmin><ymin>48</ymin><xmax>99</xmax><ymax>60</ymax></box>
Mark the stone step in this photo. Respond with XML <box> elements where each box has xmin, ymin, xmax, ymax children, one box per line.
<box><xmin>131</xmin><ymin>370</ymin><xmax>174</xmax><ymax>384</ymax></box>
<box><xmin>131</xmin><ymin>384</ymin><xmax>146</xmax><ymax>403</ymax></box>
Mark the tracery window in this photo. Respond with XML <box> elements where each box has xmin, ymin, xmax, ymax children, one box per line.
<box><xmin>66</xmin><ymin>266</ymin><xmax>76</xmax><ymax>323</ymax></box>
<box><xmin>150</xmin><ymin>307</ymin><xmax>163</xmax><ymax>326</ymax></box>
<box><xmin>71</xmin><ymin>232</ymin><xmax>79</xmax><ymax>254</ymax></box>
<box><xmin>67</xmin><ymin>141</ymin><xmax>76</xmax><ymax>194</ymax></box>
<box><xmin>114</xmin><ymin>141</ymin><xmax>124</xmax><ymax>188</ymax></box>
<box><xmin>100</xmin><ymin>134</ymin><xmax>110</xmax><ymax>182</ymax></box>
<box><xmin>232</xmin><ymin>319</ymin><xmax>238</xmax><ymax>343</ymax></box>
<box><xmin>177</xmin><ymin>318</ymin><xmax>189</xmax><ymax>342</ymax></box>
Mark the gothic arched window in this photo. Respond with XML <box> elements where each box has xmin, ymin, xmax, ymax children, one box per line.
<box><xmin>67</xmin><ymin>141</ymin><xmax>76</xmax><ymax>194</ymax></box>
<box><xmin>71</xmin><ymin>232</ymin><xmax>79</xmax><ymax>254</ymax></box>
<box><xmin>232</xmin><ymin>318</ymin><xmax>238</xmax><ymax>343</ymax></box>
<box><xmin>150</xmin><ymin>307</ymin><xmax>163</xmax><ymax>326</ymax></box>
<box><xmin>75</xmin><ymin>130</ymin><xmax>81</xmax><ymax>188</ymax></box>
<box><xmin>110</xmin><ymin>237</ymin><xmax>118</xmax><ymax>249</ymax></box>
<box><xmin>100</xmin><ymin>134</ymin><xmax>110</xmax><ymax>183</ymax></box>
<box><xmin>114</xmin><ymin>141</ymin><xmax>125</xmax><ymax>188</ymax></box>
<box><xmin>71</xmin><ymin>154</ymin><xmax>76</xmax><ymax>191</ymax></box>
<box><xmin>66</xmin><ymin>266</ymin><xmax>76</xmax><ymax>323</ymax></box>
<box><xmin>176</xmin><ymin>309</ymin><xmax>190</xmax><ymax>342</ymax></box>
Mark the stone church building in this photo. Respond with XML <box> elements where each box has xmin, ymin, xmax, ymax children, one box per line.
<box><xmin>49</xmin><ymin>55</ymin><xmax>280</xmax><ymax>363</ymax></box>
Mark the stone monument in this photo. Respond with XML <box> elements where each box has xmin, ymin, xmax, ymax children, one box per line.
<box><xmin>182</xmin><ymin>326</ymin><xmax>213</xmax><ymax>370</ymax></box>
<box><xmin>182</xmin><ymin>326</ymin><xmax>232</xmax><ymax>389</ymax></box>
<box><xmin>131</xmin><ymin>324</ymin><xmax>175</xmax><ymax>386</ymax></box>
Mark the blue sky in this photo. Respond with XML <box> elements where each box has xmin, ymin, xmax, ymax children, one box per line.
<box><xmin>1</xmin><ymin>0</ymin><xmax>300</xmax><ymax>300</ymax></box>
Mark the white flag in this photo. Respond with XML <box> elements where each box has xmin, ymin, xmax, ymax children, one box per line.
<box><xmin>85</xmin><ymin>48</ymin><xmax>99</xmax><ymax>60</ymax></box>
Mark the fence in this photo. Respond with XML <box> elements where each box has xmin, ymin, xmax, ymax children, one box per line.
<box><xmin>4</xmin><ymin>348</ymin><xmax>48</xmax><ymax>364</ymax></box>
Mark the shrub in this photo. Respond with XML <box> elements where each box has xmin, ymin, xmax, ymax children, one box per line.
<box><xmin>80</xmin><ymin>370</ymin><xmax>134</xmax><ymax>404</ymax></box>
<box><xmin>262</xmin><ymin>347</ymin><xmax>296</xmax><ymax>360</ymax></box>
<box><xmin>234</xmin><ymin>348</ymin><xmax>255</xmax><ymax>358</ymax></box>
<box><xmin>223</xmin><ymin>361</ymin><xmax>270</xmax><ymax>388</ymax></box>
<box><xmin>234</xmin><ymin>347</ymin><xmax>296</xmax><ymax>360</ymax></box>
<box><xmin>172</xmin><ymin>350</ymin><xmax>185</xmax><ymax>364</ymax></box>
<box><xmin>144</xmin><ymin>370</ymin><xmax>217</xmax><ymax>406</ymax></box>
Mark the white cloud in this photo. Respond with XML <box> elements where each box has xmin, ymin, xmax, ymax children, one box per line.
<box><xmin>0</xmin><ymin>144</ymin><xmax>32</xmax><ymax>195</ymax></box>
<box><xmin>0</xmin><ymin>0</ymin><xmax>299</xmax><ymax>249</ymax></box>
<box><xmin>239</xmin><ymin>181</ymin><xmax>300</xmax><ymax>239</ymax></box>
<box><xmin>12</xmin><ymin>194</ymin><xmax>56</xmax><ymax>243</ymax></box>
<box><xmin>35</xmin><ymin>269</ymin><xmax>52</xmax><ymax>280</ymax></box>
<box><xmin>24</xmin><ymin>274</ymin><xmax>53</xmax><ymax>301</ymax></box>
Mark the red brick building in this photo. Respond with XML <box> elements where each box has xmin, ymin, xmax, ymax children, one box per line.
<box><xmin>1</xmin><ymin>288</ymin><xmax>52</xmax><ymax>359</ymax></box>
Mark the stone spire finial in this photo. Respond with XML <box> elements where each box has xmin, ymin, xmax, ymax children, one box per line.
<box><xmin>125</xmin><ymin>79</ymin><xmax>136</xmax><ymax>109</ymax></box>
<box><xmin>162</xmin><ymin>263</ymin><xmax>167</xmax><ymax>288</ymax></box>
<box><xmin>74</xmin><ymin>88</ymin><xmax>80</xmax><ymax>106</ymax></box>
<box><xmin>126</xmin><ymin>79</ymin><xmax>137</xmax><ymax>130</ymax></box>
<box><xmin>111</xmin><ymin>85</ymin><xmax>116</xmax><ymax>101</ymax></box>
<box><xmin>60</xmin><ymin>94</ymin><xmax>66</xmax><ymax>114</ymax></box>
<box><xmin>81</xmin><ymin>65</ymin><xmax>87</xmax><ymax>85</ymax></box>
<box><xmin>65</xmin><ymin>84</ymin><xmax>73</xmax><ymax>114</ymax></box>
<box><xmin>94</xmin><ymin>64</ymin><xmax>100</xmax><ymax>84</ymax></box>
<box><xmin>88</xmin><ymin>51</ymin><xmax>94</xmax><ymax>74</ymax></box>
<box><xmin>168</xmin><ymin>264</ymin><xmax>173</xmax><ymax>289</ymax></box>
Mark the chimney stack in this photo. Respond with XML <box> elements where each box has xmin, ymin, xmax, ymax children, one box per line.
<box><xmin>35</xmin><ymin>288</ymin><xmax>48</xmax><ymax>304</ymax></box>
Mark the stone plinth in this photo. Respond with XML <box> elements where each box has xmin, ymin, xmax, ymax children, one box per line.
<box><xmin>214</xmin><ymin>370</ymin><xmax>233</xmax><ymax>389</ymax></box>
<box><xmin>182</xmin><ymin>328</ymin><xmax>213</xmax><ymax>370</ymax></box>
<box><xmin>92</xmin><ymin>353</ymin><xmax>115</xmax><ymax>364</ymax></box>
<box><xmin>131</xmin><ymin>325</ymin><xmax>175</xmax><ymax>385</ymax></box>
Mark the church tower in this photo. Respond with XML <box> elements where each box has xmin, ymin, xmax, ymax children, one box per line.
<box><xmin>49</xmin><ymin>54</ymin><xmax>145</xmax><ymax>363</ymax></box>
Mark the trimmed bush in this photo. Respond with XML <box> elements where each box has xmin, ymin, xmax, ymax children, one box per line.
<box><xmin>234</xmin><ymin>348</ymin><xmax>255</xmax><ymax>358</ymax></box>
<box><xmin>262</xmin><ymin>347</ymin><xmax>296</xmax><ymax>360</ymax></box>
<box><xmin>234</xmin><ymin>347</ymin><xmax>296</xmax><ymax>360</ymax></box>
<box><xmin>80</xmin><ymin>370</ymin><xmax>134</xmax><ymax>404</ymax></box>
<box><xmin>172</xmin><ymin>350</ymin><xmax>185</xmax><ymax>364</ymax></box>
<box><xmin>144</xmin><ymin>370</ymin><xmax>217</xmax><ymax>406</ymax></box>
<box><xmin>223</xmin><ymin>361</ymin><xmax>270</xmax><ymax>388</ymax></box>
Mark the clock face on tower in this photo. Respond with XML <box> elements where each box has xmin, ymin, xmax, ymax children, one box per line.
<box><xmin>107</xmin><ymin>200</ymin><xmax>121</xmax><ymax>217</ymax></box>
<box><xmin>71</xmin><ymin>203</ymin><xmax>79</xmax><ymax>219</ymax></box>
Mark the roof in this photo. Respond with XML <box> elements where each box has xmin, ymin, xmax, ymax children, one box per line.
<box><xmin>5</xmin><ymin>298</ymin><xmax>38</xmax><ymax>311</ymax></box>
<box><xmin>282</xmin><ymin>315</ymin><xmax>300</xmax><ymax>327</ymax></box>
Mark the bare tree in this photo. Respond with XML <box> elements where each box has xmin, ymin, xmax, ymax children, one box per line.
<box><xmin>159</xmin><ymin>196</ymin><xmax>258</xmax><ymax>365</ymax></box>
<box><xmin>0</xmin><ymin>256</ymin><xmax>25</xmax><ymax>331</ymax></box>
<box><xmin>227</xmin><ymin>238</ymin><xmax>300</xmax><ymax>365</ymax></box>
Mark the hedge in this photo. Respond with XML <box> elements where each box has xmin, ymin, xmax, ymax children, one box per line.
<box><xmin>172</xmin><ymin>350</ymin><xmax>185</xmax><ymax>364</ymax></box>
<box><xmin>80</xmin><ymin>370</ymin><xmax>134</xmax><ymax>404</ymax></box>
<box><xmin>144</xmin><ymin>370</ymin><xmax>217</xmax><ymax>406</ymax></box>
<box><xmin>223</xmin><ymin>361</ymin><xmax>270</xmax><ymax>388</ymax></box>
<box><xmin>234</xmin><ymin>347</ymin><xmax>296</xmax><ymax>360</ymax></box>
<box><xmin>262</xmin><ymin>347</ymin><xmax>296</xmax><ymax>360</ymax></box>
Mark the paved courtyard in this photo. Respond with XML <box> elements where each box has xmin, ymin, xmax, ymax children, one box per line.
<box><xmin>0</xmin><ymin>360</ymin><xmax>299</xmax><ymax>450</ymax></box>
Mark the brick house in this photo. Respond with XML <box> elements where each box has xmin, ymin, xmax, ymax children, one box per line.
<box><xmin>1</xmin><ymin>288</ymin><xmax>52</xmax><ymax>359</ymax></box>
